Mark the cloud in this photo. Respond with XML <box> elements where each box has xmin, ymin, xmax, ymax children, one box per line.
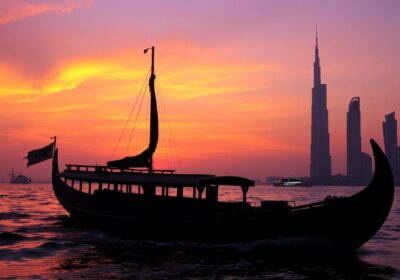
<box><xmin>0</xmin><ymin>0</ymin><xmax>92</xmax><ymax>25</ymax></box>
<box><xmin>0</xmin><ymin>40</ymin><xmax>280</xmax><ymax>103</ymax></box>
<box><xmin>0</xmin><ymin>54</ymin><xmax>144</xmax><ymax>101</ymax></box>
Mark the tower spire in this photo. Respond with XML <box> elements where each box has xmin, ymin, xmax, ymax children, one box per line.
<box><xmin>314</xmin><ymin>27</ymin><xmax>321</xmax><ymax>86</ymax></box>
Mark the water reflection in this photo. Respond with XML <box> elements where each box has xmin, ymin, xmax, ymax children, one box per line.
<box><xmin>49</xmin><ymin>235</ymin><xmax>398</xmax><ymax>279</ymax></box>
<box><xmin>1</xmin><ymin>184</ymin><xmax>399</xmax><ymax>279</ymax></box>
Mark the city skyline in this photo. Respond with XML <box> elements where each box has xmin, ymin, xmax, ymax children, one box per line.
<box><xmin>0</xmin><ymin>1</ymin><xmax>400</xmax><ymax>181</ymax></box>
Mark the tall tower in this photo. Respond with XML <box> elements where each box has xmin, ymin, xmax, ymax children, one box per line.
<box><xmin>382</xmin><ymin>112</ymin><xmax>398</xmax><ymax>180</ymax></box>
<box><xmin>310</xmin><ymin>30</ymin><xmax>331</xmax><ymax>182</ymax></box>
<box><xmin>347</xmin><ymin>97</ymin><xmax>362</xmax><ymax>182</ymax></box>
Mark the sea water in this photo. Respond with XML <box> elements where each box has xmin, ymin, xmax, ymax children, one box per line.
<box><xmin>0</xmin><ymin>184</ymin><xmax>399</xmax><ymax>279</ymax></box>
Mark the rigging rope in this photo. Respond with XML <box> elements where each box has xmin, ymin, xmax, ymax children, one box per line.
<box><xmin>159</xmin><ymin>112</ymin><xmax>172</xmax><ymax>170</ymax></box>
<box><xmin>156</xmin><ymin>79</ymin><xmax>183</xmax><ymax>173</ymax></box>
<box><xmin>110</xmin><ymin>68</ymin><xmax>150</xmax><ymax>160</ymax></box>
<box><xmin>109</xmin><ymin>66</ymin><xmax>183</xmax><ymax>172</ymax></box>
<box><xmin>125</xmin><ymin>82</ymin><xmax>148</xmax><ymax>154</ymax></box>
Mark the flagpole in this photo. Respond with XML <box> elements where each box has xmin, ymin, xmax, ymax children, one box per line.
<box><xmin>50</xmin><ymin>136</ymin><xmax>57</xmax><ymax>153</ymax></box>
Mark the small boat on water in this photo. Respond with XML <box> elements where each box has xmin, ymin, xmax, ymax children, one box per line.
<box><xmin>9</xmin><ymin>169</ymin><xmax>32</xmax><ymax>184</ymax></box>
<box><xmin>272</xmin><ymin>178</ymin><xmax>308</xmax><ymax>186</ymax></box>
<box><xmin>27</xmin><ymin>47</ymin><xmax>394</xmax><ymax>252</ymax></box>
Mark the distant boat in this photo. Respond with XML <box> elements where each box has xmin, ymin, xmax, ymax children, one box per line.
<box><xmin>9</xmin><ymin>169</ymin><xmax>32</xmax><ymax>184</ymax></box>
<box><xmin>27</xmin><ymin>46</ymin><xmax>394</xmax><ymax>253</ymax></box>
<box><xmin>273</xmin><ymin>178</ymin><xmax>309</xmax><ymax>187</ymax></box>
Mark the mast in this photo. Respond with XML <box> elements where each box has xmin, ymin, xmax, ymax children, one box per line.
<box><xmin>151</xmin><ymin>46</ymin><xmax>154</xmax><ymax>76</ymax></box>
<box><xmin>148</xmin><ymin>46</ymin><xmax>158</xmax><ymax>172</ymax></box>
<box><xmin>107</xmin><ymin>47</ymin><xmax>158</xmax><ymax>171</ymax></box>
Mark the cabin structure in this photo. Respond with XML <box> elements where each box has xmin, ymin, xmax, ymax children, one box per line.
<box><xmin>59</xmin><ymin>164</ymin><xmax>254</xmax><ymax>204</ymax></box>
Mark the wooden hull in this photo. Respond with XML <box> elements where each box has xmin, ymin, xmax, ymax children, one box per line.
<box><xmin>51</xmin><ymin>140</ymin><xmax>394</xmax><ymax>251</ymax></box>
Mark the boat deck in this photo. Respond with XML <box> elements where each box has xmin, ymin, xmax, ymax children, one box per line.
<box><xmin>59</xmin><ymin>164</ymin><xmax>254</xmax><ymax>188</ymax></box>
<box><xmin>59</xmin><ymin>170</ymin><xmax>217</xmax><ymax>187</ymax></box>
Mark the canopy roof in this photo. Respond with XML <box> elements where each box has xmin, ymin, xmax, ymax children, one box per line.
<box><xmin>59</xmin><ymin>170</ymin><xmax>254</xmax><ymax>188</ymax></box>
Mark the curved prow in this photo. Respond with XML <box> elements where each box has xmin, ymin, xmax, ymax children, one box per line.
<box><xmin>365</xmin><ymin>139</ymin><xmax>394</xmax><ymax>199</ymax></box>
<box><xmin>52</xmin><ymin>148</ymin><xmax>60</xmax><ymax>178</ymax></box>
<box><xmin>354</xmin><ymin>139</ymin><xmax>395</xmax><ymax>231</ymax></box>
<box><xmin>51</xmin><ymin>148</ymin><xmax>64</xmax><ymax>199</ymax></box>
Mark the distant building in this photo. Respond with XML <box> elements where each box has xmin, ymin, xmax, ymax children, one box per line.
<box><xmin>360</xmin><ymin>152</ymin><xmax>372</xmax><ymax>184</ymax></box>
<box><xmin>310</xmin><ymin>31</ymin><xmax>331</xmax><ymax>183</ymax></box>
<box><xmin>347</xmin><ymin>97</ymin><xmax>362</xmax><ymax>183</ymax></box>
<box><xmin>397</xmin><ymin>146</ymin><xmax>400</xmax><ymax>182</ymax></box>
<box><xmin>382</xmin><ymin>112</ymin><xmax>398</xmax><ymax>180</ymax></box>
<box><xmin>266</xmin><ymin>176</ymin><xmax>280</xmax><ymax>185</ymax></box>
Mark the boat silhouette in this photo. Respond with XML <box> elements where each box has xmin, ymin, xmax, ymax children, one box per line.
<box><xmin>47</xmin><ymin>47</ymin><xmax>394</xmax><ymax>252</ymax></box>
<box><xmin>9</xmin><ymin>169</ymin><xmax>32</xmax><ymax>184</ymax></box>
<box><xmin>272</xmin><ymin>178</ymin><xmax>310</xmax><ymax>187</ymax></box>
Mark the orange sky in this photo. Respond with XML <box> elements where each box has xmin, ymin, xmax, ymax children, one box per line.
<box><xmin>1</xmin><ymin>0</ymin><xmax>400</xmax><ymax>181</ymax></box>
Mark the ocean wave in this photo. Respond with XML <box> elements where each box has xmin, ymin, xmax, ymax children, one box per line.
<box><xmin>0</xmin><ymin>248</ymin><xmax>16</xmax><ymax>260</ymax></box>
<box><xmin>41</xmin><ymin>214</ymin><xmax>69</xmax><ymax>222</ymax></box>
<box><xmin>0</xmin><ymin>231</ymin><xmax>27</xmax><ymax>244</ymax></box>
<box><xmin>71</xmin><ymin>235</ymin><xmax>361</xmax><ymax>262</ymax></box>
<box><xmin>0</xmin><ymin>212</ymin><xmax>30</xmax><ymax>220</ymax></box>
<box><xmin>154</xmin><ymin>237</ymin><xmax>352</xmax><ymax>256</ymax></box>
<box><xmin>0</xmin><ymin>240</ymin><xmax>72</xmax><ymax>261</ymax></box>
<box><xmin>38</xmin><ymin>241</ymin><xmax>69</xmax><ymax>250</ymax></box>
<box><xmin>14</xmin><ymin>247</ymin><xmax>52</xmax><ymax>259</ymax></box>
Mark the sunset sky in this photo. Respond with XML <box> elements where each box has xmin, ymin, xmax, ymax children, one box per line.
<box><xmin>0</xmin><ymin>0</ymin><xmax>399</xmax><ymax>181</ymax></box>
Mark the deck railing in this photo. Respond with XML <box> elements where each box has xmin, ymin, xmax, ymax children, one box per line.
<box><xmin>65</xmin><ymin>164</ymin><xmax>175</xmax><ymax>174</ymax></box>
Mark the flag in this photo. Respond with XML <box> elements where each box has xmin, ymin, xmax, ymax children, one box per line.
<box><xmin>25</xmin><ymin>141</ymin><xmax>55</xmax><ymax>167</ymax></box>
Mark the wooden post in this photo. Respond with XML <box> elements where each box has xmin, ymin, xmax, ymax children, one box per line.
<box><xmin>177</xmin><ymin>186</ymin><xmax>183</xmax><ymax>198</ymax></box>
<box><xmin>79</xmin><ymin>181</ymin><xmax>82</xmax><ymax>192</ymax></box>
<box><xmin>206</xmin><ymin>185</ymin><xmax>218</xmax><ymax>203</ymax></box>
<box><xmin>88</xmin><ymin>182</ymin><xmax>92</xmax><ymax>194</ymax></box>
<box><xmin>197</xmin><ymin>186</ymin><xmax>205</xmax><ymax>199</ymax></box>
<box><xmin>241</xmin><ymin>185</ymin><xmax>249</xmax><ymax>203</ymax></box>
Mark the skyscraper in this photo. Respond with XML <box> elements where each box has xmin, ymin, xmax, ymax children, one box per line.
<box><xmin>360</xmin><ymin>152</ymin><xmax>372</xmax><ymax>183</ymax></box>
<box><xmin>347</xmin><ymin>97</ymin><xmax>362</xmax><ymax>182</ymax></box>
<box><xmin>347</xmin><ymin>97</ymin><xmax>372</xmax><ymax>184</ymax></box>
<box><xmin>310</xmin><ymin>31</ymin><xmax>331</xmax><ymax>182</ymax></box>
<box><xmin>382</xmin><ymin>112</ymin><xmax>398</xmax><ymax>180</ymax></box>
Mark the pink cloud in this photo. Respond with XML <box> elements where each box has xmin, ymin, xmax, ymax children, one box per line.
<box><xmin>0</xmin><ymin>0</ymin><xmax>92</xmax><ymax>25</ymax></box>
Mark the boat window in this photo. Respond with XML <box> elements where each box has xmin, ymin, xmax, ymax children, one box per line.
<box><xmin>81</xmin><ymin>182</ymin><xmax>90</xmax><ymax>193</ymax></box>
<box><xmin>183</xmin><ymin>187</ymin><xmax>195</xmax><ymax>198</ymax></box>
<box><xmin>155</xmin><ymin>187</ymin><xmax>162</xmax><ymax>196</ymax></box>
<box><xmin>167</xmin><ymin>188</ymin><xmax>177</xmax><ymax>197</ymax></box>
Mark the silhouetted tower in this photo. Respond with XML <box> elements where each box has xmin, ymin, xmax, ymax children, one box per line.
<box><xmin>360</xmin><ymin>152</ymin><xmax>372</xmax><ymax>183</ymax></box>
<box><xmin>347</xmin><ymin>97</ymin><xmax>362</xmax><ymax>182</ymax></box>
<box><xmin>382</xmin><ymin>112</ymin><xmax>398</xmax><ymax>180</ymax></box>
<box><xmin>310</xmin><ymin>30</ymin><xmax>331</xmax><ymax>182</ymax></box>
